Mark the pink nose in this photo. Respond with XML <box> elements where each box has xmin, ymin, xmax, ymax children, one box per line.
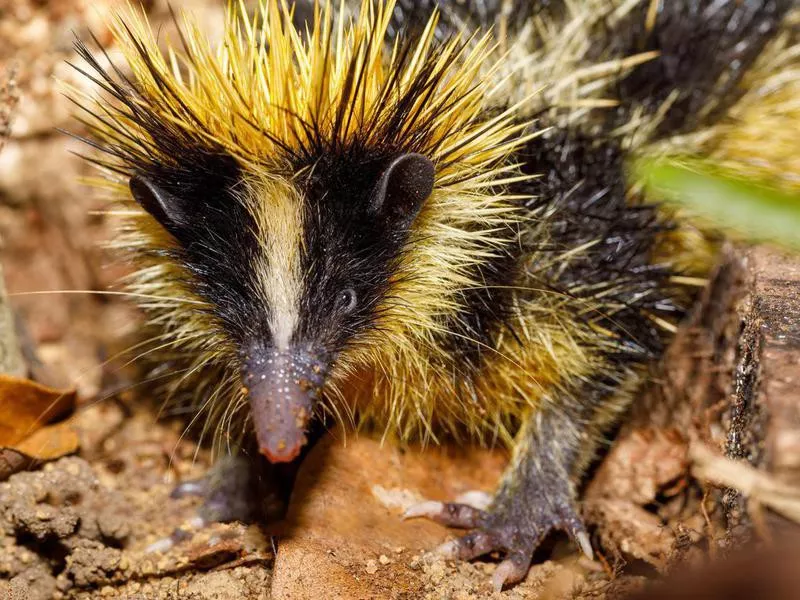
<box><xmin>261</xmin><ymin>439</ymin><xmax>304</xmax><ymax>463</ymax></box>
<box><xmin>241</xmin><ymin>347</ymin><xmax>327</xmax><ymax>464</ymax></box>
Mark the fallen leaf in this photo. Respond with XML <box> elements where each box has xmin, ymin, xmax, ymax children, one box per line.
<box><xmin>583</xmin><ymin>498</ymin><xmax>676</xmax><ymax>571</ymax></box>
<box><xmin>14</xmin><ymin>420</ymin><xmax>80</xmax><ymax>460</ymax></box>
<box><xmin>0</xmin><ymin>448</ymin><xmax>29</xmax><ymax>480</ymax></box>
<box><xmin>586</xmin><ymin>427</ymin><xmax>689</xmax><ymax>504</ymax></box>
<box><xmin>0</xmin><ymin>374</ymin><xmax>79</xmax><ymax>480</ymax></box>
<box><xmin>0</xmin><ymin>373</ymin><xmax>76</xmax><ymax>445</ymax></box>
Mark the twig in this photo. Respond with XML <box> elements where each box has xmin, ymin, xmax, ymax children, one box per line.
<box><xmin>690</xmin><ymin>442</ymin><xmax>800</xmax><ymax>524</ymax></box>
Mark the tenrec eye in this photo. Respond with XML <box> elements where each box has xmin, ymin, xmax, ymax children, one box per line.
<box><xmin>339</xmin><ymin>288</ymin><xmax>357</xmax><ymax>313</ymax></box>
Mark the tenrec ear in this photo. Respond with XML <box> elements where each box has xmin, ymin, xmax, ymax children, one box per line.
<box><xmin>369</xmin><ymin>153</ymin><xmax>435</xmax><ymax>227</ymax></box>
<box><xmin>129</xmin><ymin>174</ymin><xmax>190</xmax><ymax>230</ymax></box>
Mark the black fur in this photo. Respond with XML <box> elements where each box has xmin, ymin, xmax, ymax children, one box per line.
<box><xmin>388</xmin><ymin>0</ymin><xmax>554</xmax><ymax>41</ymax></box>
<box><xmin>293</xmin><ymin>148</ymin><xmax>427</xmax><ymax>355</ymax></box>
<box><xmin>436</xmin><ymin>125</ymin><xmax>680</xmax><ymax>370</ymax></box>
<box><xmin>389</xmin><ymin>0</ymin><xmax>792</xmax><ymax>136</ymax></box>
<box><xmin>433</xmin><ymin>207</ymin><xmax>522</xmax><ymax>367</ymax></box>
<box><xmin>606</xmin><ymin>0</ymin><xmax>794</xmax><ymax>135</ymax></box>
<box><xmin>71</xmin><ymin>39</ymin><xmax>276</xmax><ymax>347</ymax></box>
<box><xmin>72</xmin><ymin>32</ymin><xmax>443</xmax><ymax>362</ymax></box>
<box><xmin>129</xmin><ymin>157</ymin><xmax>267</xmax><ymax>344</ymax></box>
<box><xmin>518</xmin><ymin>127</ymin><xmax>677</xmax><ymax>362</ymax></box>
<box><xmin>400</xmin><ymin>0</ymin><xmax>790</xmax><ymax>373</ymax></box>
<box><xmin>72</xmin><ymin>0</ymin><xmax>791</xmax><ymax>387</ymax></box>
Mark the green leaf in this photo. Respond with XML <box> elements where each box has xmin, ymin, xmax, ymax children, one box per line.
<box><xmin>635</xmin><ymin>158</ymin><xmax>800</xmax><ymax>250</ymax></box>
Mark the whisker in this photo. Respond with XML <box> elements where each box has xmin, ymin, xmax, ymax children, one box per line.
<box><xmin>19</xmin><ymin>329</ymin><xmax>183</xmax><ymax>440</ymax></box>
<box><xmin>10</xmin><ymin>289</ymin><xmax>204</xmax><ymax>305</ymax></box>
<box><xmin>166</xmin><ymin>368</ymin><xmax>229</xmax><ymax>472</ymax></box>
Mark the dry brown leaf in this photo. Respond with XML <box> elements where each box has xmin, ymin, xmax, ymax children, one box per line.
<box><xmin>0</xmin><ymin>374</ymin><xmax>79</xmax><ymax>480</ymax></box>
<box><xmin>13</xmin><ymin>420</ymin><xmax>80</xmax><ymax>460</ymax></box>
<box><xmin>587</xmin><ymin>427</ymin><xmax>690</xmax><ymax>504</ymax></box>
<box><xmin>583</xmin><ymin>498</ymin><xmax>676</xmax><ymax>571</ymax></box>
<box><xmin>0</xmin><ymin>448</ymin><xmax>30</xmax><ymax>481</ymax></box>
<box><xmin>186</xmin><ymin>539</ymin><xmax>245</xmax><ymax>570</ymax></box>
<box><xmin>0</xmin><ymin>373</ymin><xmax>76</xmax><ymax>445</ymax></box>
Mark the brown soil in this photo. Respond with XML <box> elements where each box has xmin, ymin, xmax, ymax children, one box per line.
<box><xmin>1</xmin><ymin>1</ymin><xmax>799</xmax><ymax>599</ymax></box>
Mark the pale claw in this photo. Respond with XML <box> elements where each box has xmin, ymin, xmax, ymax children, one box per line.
<box><xmin>144</xmin><ymin>515</ymin><xmax>205</xmax><ymax>554</ymax></box>
<box><xmin>575</xmin><ymin>530</ymin><xmax>594</xmax><ymax>560</ymax></box>
<box><xmin>492</xmin><ymin>555</ymin><xmax>531</xmax><ymax>592</ymax></box>
<box><xmin>435</xmin><ymin>539</ymin><xmax>459</xmax><ymax>558</ymax></box>
<box><xmin>454</xmin><ymin>490</ymin><xmax>492</xmax><ymax>510</ymax></box>
<box><xmin>403</xmin><ymin>500</ymin><xmax>487</xmax><ymax>528</ymax></box>
<box><xmin>403</xmin><ymin>500</ymin><xmax>445</xmax><ymax>520</ymax></box>
<box><xmin>170</xmin><ymin>480</ymin><xmax>207</xmax><ymax>498</ymax></box>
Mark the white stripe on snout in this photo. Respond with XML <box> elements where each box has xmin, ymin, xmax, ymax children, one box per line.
<box><xmin>248</xmin><ymin>178</ymin><xmax>304</xmax><ymax>351</ymax></box>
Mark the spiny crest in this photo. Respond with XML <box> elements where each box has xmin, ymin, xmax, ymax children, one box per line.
<box><xmin>72</xmin><ymin>0</ymin><xmax>528</xmax><ymax>181</ymax></box>
<box><xmin>69</xmin><ymin>0</ymin><xmax>541</xmax><ymax>452</ymax></box>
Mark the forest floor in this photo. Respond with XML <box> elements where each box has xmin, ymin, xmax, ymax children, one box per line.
<box><xmin>1</xmin><ymin>1</ymin><xmax>799</xmax><ymax>599</ymax></box>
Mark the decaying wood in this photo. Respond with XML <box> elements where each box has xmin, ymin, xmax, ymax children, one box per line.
<box><xmin>0</xmin><ymin>66</ymin><xmax>18</xmax><ymax>153</ymax></box>
<box><xmin>617</xmin><ymin>242</ymin><xmax>800</xmax><ymax>560</ymax></box>
<box><xmin>722</xmin><ymin>247</ymin><xmax>800</xmax><ymax>541</ymax></box>
<box><xmin>0</xmin><ymin>66</ymin><xmax>24</xmax><ymax>378</ymax></box>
